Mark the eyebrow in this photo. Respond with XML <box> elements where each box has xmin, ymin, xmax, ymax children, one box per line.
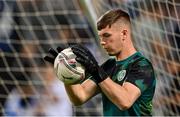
<box><xmin>99</xmin><ymin>32</ymin><xmax>111</xmax><ymax>37</ymax></box>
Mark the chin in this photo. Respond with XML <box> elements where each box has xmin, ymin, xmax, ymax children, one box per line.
<box><xmin>107</xmin><ymin>52</ymin><xmax>116</xmax><ymax>56</ymax></box>
<box><xmin>108</xmin><ymin>51</ymin><xmax>120</xmax><ymax>56</ymax></box>
<box><xmin>108</xmin><ymin>53</ymin><xmax>114</xmax><ymax>56</ymax></box>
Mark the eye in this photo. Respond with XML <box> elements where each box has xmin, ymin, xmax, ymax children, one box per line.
<box><xmin>103</xmin><ymin>33</ymin><xmax>111</xmax><ymax>38</ymax></box>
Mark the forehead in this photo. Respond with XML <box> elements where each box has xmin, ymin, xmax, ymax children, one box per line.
<box><xmin>98</xmin><ymin>23</ymin><xmax>120</xmax><ymax>36</ymax></box>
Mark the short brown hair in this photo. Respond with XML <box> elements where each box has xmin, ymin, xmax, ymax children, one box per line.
<box><xmin>97</xmin><ymin>9</ymin><xmax>130</xmax><ymax>31</ymax></box>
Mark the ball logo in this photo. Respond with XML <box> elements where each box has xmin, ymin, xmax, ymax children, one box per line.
<box><xmin>117</xmin><ymin>70</ymin><xmax>126</xmax><ymax>81</ymax></box>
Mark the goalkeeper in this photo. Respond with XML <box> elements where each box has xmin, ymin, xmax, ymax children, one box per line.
<box><xmin>44</xmin><ymin>9</ymin><xmax>156</xmax><ymax>116</ymax></box>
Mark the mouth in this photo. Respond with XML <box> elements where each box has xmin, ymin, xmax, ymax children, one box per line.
<box><xmin>103</xmin><ymin>46</ymin><xmax>108</xmax><ymax>49</ymax></box>
<box><xmin>103</xmin><ymin>46</ymin><xmax>111</xmax><ymax>52</ymax></box>
<box><xmin>104</xmin><ymin>48</ymin><xmax>108</xmax><ymax>50</ymax></box>
<box><xmin>104</xmin><ymin>48</ymin><xmax>110</xmax><ymax>52</ymax></box>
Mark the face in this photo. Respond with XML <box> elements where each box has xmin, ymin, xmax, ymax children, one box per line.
<box><xmin>98</xmin><ymin>23</ymin><xmax>125</xmax><ymax>56</ymax></box>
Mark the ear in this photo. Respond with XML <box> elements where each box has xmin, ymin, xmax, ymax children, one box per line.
<box><xmin>122</xmin><ymin>30</ymin><xmax>127</xmax><ymax>40</ymax></box>
<box><xmin>122</xmin><ymin>30</ymin><xmax>127</xmax><ymax>36</ymax></box>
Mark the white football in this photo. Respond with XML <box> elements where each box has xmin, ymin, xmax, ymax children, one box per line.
<box><xmin>54</xmin><ymin>47</ymin><xmax>85</xmax><ymax>84</ymax></box>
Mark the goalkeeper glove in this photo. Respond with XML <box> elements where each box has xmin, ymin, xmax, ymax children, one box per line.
<box><xmin>101</xmin><ymin>58</ymin><xmax>116</xmax><ymax>78</ymax></box>
<box><xmin>43</xmin><ymin>46</ymin><xmax>64</xmax><ymax>64</ymax></box>
<box><xmin>71</xmin><ymin>44</ymin><xmax>108</xmax><ymax>84</ymax></box>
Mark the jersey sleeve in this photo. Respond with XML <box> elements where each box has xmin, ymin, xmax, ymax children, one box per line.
<box><xmin>125</xmin><ymin>59</ymin><xmax>155</xmax><ymax>93</ymax></box>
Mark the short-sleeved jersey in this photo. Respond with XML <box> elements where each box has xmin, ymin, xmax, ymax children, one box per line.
<box><xmin>100</xmin><ymin>52</ymin><xmax>156</xmax><ymax>116</ymax></box>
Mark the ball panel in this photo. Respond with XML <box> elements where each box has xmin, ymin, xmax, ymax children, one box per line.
<box><xmin>54</xmin><ymin>47</ymin><xmax>85</xmax><ymax>85</ymax></box>
<box><xmin>57</xmin><ymin>58</ymin><xmax>84</xmax><ymax>84</ymax></box>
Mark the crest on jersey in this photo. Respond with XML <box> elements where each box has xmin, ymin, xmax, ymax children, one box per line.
<box><xmin>117</xmin><ymin>70</ymin><xmax>127</xmax><ymax>81</ymax></box>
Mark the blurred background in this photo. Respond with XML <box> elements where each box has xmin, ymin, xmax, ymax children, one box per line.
<box><xmin>0</xmin><ymin>0</ymin><xmax>179</xmax><ymax>116</ymax></box>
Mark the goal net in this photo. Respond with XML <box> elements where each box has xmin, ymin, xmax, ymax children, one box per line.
<box><xmin>0</xmin><ymin>0</ymin><xmax>179</xmax><ymax>116</ymax></box>
<box><xmin>0</xmin><ymin>0</ymin><xmax>103</xmax><ymax>116</ymax></box>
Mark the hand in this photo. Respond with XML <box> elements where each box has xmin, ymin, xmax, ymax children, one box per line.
<box><xmin>43</xmin><ymin>46</ymin><xmax>64</xmax><ymax>64</ymax></box>
<box><xmin>71</xmin><ymin>44</ymin><xmax>108</xmax><ymax>84</ymax></box>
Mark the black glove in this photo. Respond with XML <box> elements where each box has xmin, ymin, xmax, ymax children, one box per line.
<box><xmin>100</xmin><ymin>58</ymin><xmax>116</xmax><ymax>77</ymax></box>
<box><xmin>43</xmin><ymin>46</ymin><xmax>64</xmax><ymax>64</ymax></box>
<box><xmin>71</xmin><ymin>44</ymin><xmax>108</xmax><ymax>84</ymax></box>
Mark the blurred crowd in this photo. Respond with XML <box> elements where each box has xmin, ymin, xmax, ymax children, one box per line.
<box><xmin>0</xmin><ymin>0</ymin><xmax>179</xmax><ymax>116</ymax></box>
<box><xmin>0</xmin><ymin>0</ymin><xmax>102</xmax><ymax>116</ymax></box>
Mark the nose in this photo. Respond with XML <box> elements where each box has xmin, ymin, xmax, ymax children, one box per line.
<box><xmin>100</xmin><ymin>40</ymin><xmax>106</xmax><ymax>46</ymax></box>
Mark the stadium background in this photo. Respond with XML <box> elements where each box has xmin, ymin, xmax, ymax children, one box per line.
<box><xmin>0</xmin><ymin>0</ymin><xmax>179</xmax><ymax>116</ymax></box>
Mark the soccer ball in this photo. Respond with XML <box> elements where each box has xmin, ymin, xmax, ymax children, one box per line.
<box><xmin>54</xmin><ymin>47</ymin><xmax>85</xmax><ymax>84</ymax></box>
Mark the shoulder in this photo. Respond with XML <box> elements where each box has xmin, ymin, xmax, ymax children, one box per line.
<box><xmin>126</xmin><ymin>57</ymin><xmax>156</xmax><ymax>90</ymax></box>
<box><xmin>129</xmin><ymin>57</ymin><xmax>155</xmax><ymax>83</ymax></box>
<box><xmin>131</xmin><ymin>56</ymin><xmax>153</xmax><ymax>71</ymax></box>
<box><xmin>129</xmin><ymin>57</ymin><xmax>154</xmax><ymax>78</ymax></box>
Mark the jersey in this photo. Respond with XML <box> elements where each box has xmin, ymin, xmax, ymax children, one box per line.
<box><xmin>100</xmin><ymin>52</ymin><xmax>156</xmax><ymax>116</ymax></box>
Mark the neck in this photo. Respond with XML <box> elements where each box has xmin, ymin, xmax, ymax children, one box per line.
<box><xmin>116</xmin><ymin>43</ymin><xmax>137</xmax><ymax>61</ymax></box>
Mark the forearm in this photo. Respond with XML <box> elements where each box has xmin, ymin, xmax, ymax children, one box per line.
<box><xmin>64</xmin><ymin>84</ymin><xmax>86</xmax><ymax>106</ymax></box>
<box><xmin>99</xmin><ymin>78</ymin><xmax>139</xmax><ymax>110</ymax></box>
<box><xmin>64</xmin><ymin>79</ymin><xmax>99</xmax><ymax>106</ymax></box>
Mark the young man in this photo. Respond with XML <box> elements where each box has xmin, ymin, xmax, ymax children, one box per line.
<box><xmin>44</xmin><ymin>9</ymin><xmax>156</xmax><ymax>116</ymax></box>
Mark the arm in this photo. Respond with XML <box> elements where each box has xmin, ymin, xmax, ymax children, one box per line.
<box><xmin>99</xmin><ymin>59</ymin><xmax>154</xmax><ymax>110</ymax></box>
<box><xmin>65</xmin><ymin>58</ymin><xmax>118</xmax><ymax>106</ymax></box>
<box><xmin>71</xmin><ymin>44</ymin><xmax>139</xmax><ymax>109</ymax></box>
<box><xmin>64</xmin><ymin>79</ymin><xmax>100</xmax><ymax>106</ymax></box>
<box><xmin>71</xmin><ymin>44</ymin><xmax>153</xmax><ymax>110</ymax></box>
<box><xmin>99</xmin><ymin>78</ymin><xmax>141</xmax><ymax>110</ymax></box>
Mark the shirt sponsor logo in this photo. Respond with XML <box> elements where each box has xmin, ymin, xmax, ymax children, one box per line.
<box><xmin>117</xmin><ymin>70</ymin><xmax>126</xmax><ymax>81</ymax></box>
